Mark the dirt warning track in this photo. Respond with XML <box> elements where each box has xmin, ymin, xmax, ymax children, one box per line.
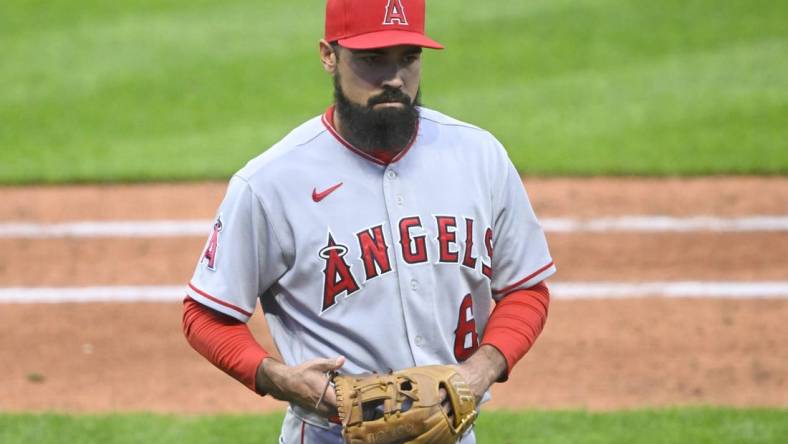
<box><xmin>0</xmin><ymin>177</ymin><xmax>786</xmax><ymax>412</ymax></box>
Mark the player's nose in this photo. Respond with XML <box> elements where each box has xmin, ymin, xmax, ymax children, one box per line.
<box><xmin>380</xmin><ymin>70</ymin><xmax>405</xmax><ymax>90</ymax></box>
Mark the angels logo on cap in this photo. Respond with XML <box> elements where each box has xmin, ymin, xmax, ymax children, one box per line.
<box><xmin>383</xmin><ymin>0</ymin><xmax>408</xmax><ymax>25</ymax></box>
<box><xmin>324</xmin><ymin>0</ymin><xmax>443</xmax><ymax>50</ymax></box>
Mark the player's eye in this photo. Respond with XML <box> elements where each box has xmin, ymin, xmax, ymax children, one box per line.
<box><xmin>403</xmin><ymin>53</ymin><xmax>420</xmax><ymax>64</ymax></box>
<box><xmin>359</xmin><ymin>54</ymin><xmax>381</xmax><ymax>65</ymax></box>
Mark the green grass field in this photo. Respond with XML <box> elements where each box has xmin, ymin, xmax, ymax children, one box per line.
<box><xmin>2</xmin><ymin>409</ymin><xmax>786</xmax><ymax>444</ymax></box>
<box><xmin>2</xmin><ymin>0</ymin><xmax>786</xmax><ymax>183</ymax></box>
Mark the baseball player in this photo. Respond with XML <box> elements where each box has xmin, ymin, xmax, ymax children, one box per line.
<box><xmin>182</xmin><ymin>0</ymin><xmax>555</xmax><ymax>442</ymax></box>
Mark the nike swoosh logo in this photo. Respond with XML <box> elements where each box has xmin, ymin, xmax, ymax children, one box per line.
<box><xmin>312</xmin><ymin>182</ymin><xmax>343</xmax><ymax>202</ymax></box>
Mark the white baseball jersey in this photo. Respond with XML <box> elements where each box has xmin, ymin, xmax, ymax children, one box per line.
<box><xmin>186</xmin><ymin>106</ymin><xmax>555</xmax><ymax>442</ymax></box>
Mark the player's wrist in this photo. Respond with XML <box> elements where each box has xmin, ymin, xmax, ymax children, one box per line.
<box><xmin>474</xmin><ymin>344</ymin><xmax>508</xmax><ymax>385</ymax></box>
<box><xmin>457</xmin><ymin>345</ymin><xmax>507</xmax><ymax>400</ymax></box>
<box><xmin>255</xmin><ymin>357</ymin><xmax>288</xmax><ymax>398</ymax></box>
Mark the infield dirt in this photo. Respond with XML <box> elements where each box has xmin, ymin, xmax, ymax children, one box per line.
<box><xmin>1</xmin><ymin>177</ymin><xmax>786</xmax><ymax>412</ymax></box>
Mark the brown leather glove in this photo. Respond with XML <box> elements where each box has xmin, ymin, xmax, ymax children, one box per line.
<box><xmin>333</xmin><ymin>365</ymin><xmax>477</xmax><ymax>443</ymax></box>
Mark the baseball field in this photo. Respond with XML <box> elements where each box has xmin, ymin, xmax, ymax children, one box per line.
<box><xmin>2</xmin><ymin>0</ymin><xmax>787</xmax><ymax>443</ymax></box>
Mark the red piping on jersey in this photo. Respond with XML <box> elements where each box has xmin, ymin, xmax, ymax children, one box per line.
<box><xmin>188</xmin><ymin>282</ymin><xmax>254</xmax><ymax>317</ymax></box>
<box><xmin>492</xmin><ymin>261</ymin><xmax>555</xmax><ymax>295</ymax></box>
<box><xmin>300</xmin><ymin>421</ymin><xmax>306</xmax><ymax>444</ymax></box>
<box><xmin>321</xmin><ymin>105</ymin><xmax>419</xmax><ymax>166</ymax></box>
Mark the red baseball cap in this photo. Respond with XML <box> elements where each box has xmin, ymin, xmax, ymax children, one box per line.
<box><xmin>325</xmin><ymin>0</ymin><xmax>444</xmax><ymax>50</ymax></box>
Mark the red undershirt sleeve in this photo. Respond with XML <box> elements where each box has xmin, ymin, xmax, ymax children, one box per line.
<box><xmin>480</xmin><ymin>281</ymin><xmax>550</xmax><ymax>379</ymax></box>
<box><xmin>182</xmin><ymin>296</ymin><xmax>269</xmax><ymax>393</ymax></box>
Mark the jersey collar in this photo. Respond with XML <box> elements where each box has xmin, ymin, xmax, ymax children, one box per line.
<box><xmin>321</xmin><ymin>105</ymin><xmax>420</xmax><ymax>166</ymax></box>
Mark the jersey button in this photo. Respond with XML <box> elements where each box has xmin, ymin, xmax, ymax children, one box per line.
<box><xmin>386</xmin><ymin>170</ymin><xmax>398</xmax><ymax>180</ymax></box>
<box><xmin>396</xmin><ymin>195</ymin><xmax>404</xmax><ymax>206</ymax></box>
<box><xmin>414</xmin><ymin>335</ymin><xmax>424</xmax><ymax>346</ymax></box>
<box><xmin>410</xmin><ymin>279</ymin><xmax>418</xmax><ymax>290</ymax></box>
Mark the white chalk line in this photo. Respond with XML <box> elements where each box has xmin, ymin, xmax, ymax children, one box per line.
<box><xmin>542</xmin><ymin>216</ymin><xmax>788</xmax><ymax>233</ymax></box>
<box><xmin>0</xmin><ymin>286</ymin><xmax>185</xmax><ymax>303</ymax></box>
<box><xmin>0</xmin><ymin>220</ymin><xmax>211</xmax><ymax>238</ymax></box>
<box><xmin>1</xmin><ymin>216</ymin><xmax>788</xmax><ymax>238</ymax></box>
<box><xmin>1</xmin><ymin>282</ymin><xmax>787</xmax><ymax>303</ymax></box>
<box><xmin>551</xmin><ymin>282</ymin><xmax>788</xmax><ymax>299</ymax></box>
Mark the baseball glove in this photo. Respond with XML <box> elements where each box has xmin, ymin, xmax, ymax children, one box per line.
<box><xmin>333</xmin><ymin>365</ymin><xmax>477</xmax><ymax>444</ymax></box>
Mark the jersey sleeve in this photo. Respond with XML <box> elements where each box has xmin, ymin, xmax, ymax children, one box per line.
<box><xmin>186</xmin><ymin>175</ymin><xmax>288</xmax><ymax>322</ymax></box>
<box><xmin>489</xmin><ymin>144</ymin><xmax>556</xmax><ymax>300</ymax></box>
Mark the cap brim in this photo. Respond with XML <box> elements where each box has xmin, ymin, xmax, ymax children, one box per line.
<box><xmin>338</xmin><ymin>30</ymin><xmax>444</xmax><ymax>50</ymax></box>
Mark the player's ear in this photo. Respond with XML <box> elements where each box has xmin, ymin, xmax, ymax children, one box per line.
<box><xmin>319</xmin><ymin>39</ymin><xmax>338</xmax><ymax>74</ymax></box>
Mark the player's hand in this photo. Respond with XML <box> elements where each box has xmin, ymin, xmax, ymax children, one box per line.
<box><xmin>255</xmin><ymin>356</ymin><xmax>345</xmax><ymax>418</ymax></box>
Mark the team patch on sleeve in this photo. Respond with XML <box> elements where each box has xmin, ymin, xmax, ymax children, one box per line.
<box><xmin>201</xmin><ymin>216</ymin><xmax>223</xmax><ymax>271</ymax></box>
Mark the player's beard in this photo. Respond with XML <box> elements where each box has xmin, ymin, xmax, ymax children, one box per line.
<box><xmin>333</xmin><ymin>74</ymin><xmax>421</xmax><ymax>154</ymax></box>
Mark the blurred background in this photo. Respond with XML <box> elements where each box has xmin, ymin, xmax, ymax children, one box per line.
<box><xmin>2</xmin><ymin>0</ymin><xmax>786</xmax><ymax>181</ymax></box>
<box><xmin>1</xmin><ymin>0</ymin><xmax>786</xmax><ymax>443</ymax></box>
